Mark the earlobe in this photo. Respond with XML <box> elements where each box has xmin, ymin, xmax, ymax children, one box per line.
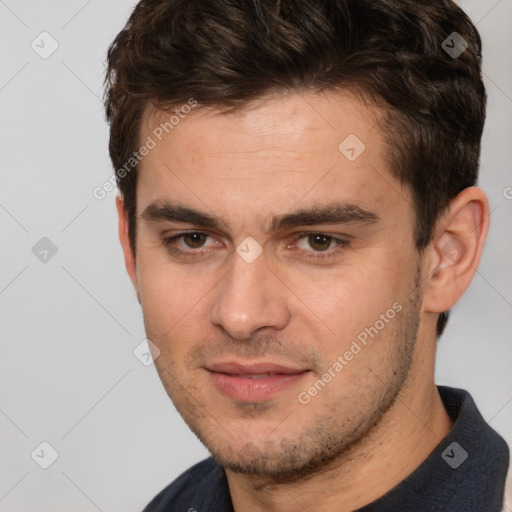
<box><xmin>115</xmin><ymin>194</ymin><xmax>139</xmax><ymax>294</ymax></box>
<box><xmin>423</xmin><ymin>187</ymin><xmax>489</xmax><ymax>314</ymax></box>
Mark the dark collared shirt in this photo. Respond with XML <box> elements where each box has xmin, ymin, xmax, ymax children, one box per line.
<box><xmin>143</xmin><ymin>386</ymin><xmax>510</xmax><ymax>512</ymax></box>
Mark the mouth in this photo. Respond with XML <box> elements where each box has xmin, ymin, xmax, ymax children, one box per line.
<box><xmin>205</xmin><ymin>361</ymin><xmax>311</xmax><ymax>402</ymax></box>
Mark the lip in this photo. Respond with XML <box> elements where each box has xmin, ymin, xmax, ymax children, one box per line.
<box><xmin>206</xmin><ymin>360</ymin><xmax>310</xmax><ymax>402</ymax></box>
<box><xmin>208</xmin><ymin>361</ymin><xmax>308</xmax><ymax>375</ymax></box>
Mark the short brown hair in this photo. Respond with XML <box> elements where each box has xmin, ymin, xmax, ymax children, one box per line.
<box><xmin>104</xmin><ymin>0</ymin><xmax>486</xmax><ymax>336</ymax></box>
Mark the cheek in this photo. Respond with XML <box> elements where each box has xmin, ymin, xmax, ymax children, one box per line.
<box><xmin>137</xmin><ymin>262</ymin><xmax>184</xmax><ymax>333</ymax></box>
<box><xmin>287</xmin><ymin>261</ymin><xmax>414</xmax><ymax>367</ymax></box>
<box><xmin>137</xmin><ymin>258</ymin><xmax>215</xmax><ymax>343</ymax></box>
<box><xmin>291</xmin><ymin>267</ymin><xmax>396</xmax><ymax>330</ymax></box>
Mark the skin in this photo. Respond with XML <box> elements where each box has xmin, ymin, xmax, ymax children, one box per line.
<box><xmin>117</xmin><ymin>90</ymin><xmax>489</xmax><ymax>511</ymax></box>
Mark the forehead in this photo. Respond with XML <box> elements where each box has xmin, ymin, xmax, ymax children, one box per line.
<box><xmin>135</xmin><ymin>90</ymin><xmax>410</xmax><ymax>229</ymax></box>
<box><xmin>140</xmin><ymin>89</ymin><xmax>383</xmax><ymax>156</ymax></box>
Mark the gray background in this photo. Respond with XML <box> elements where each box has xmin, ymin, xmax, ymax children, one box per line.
<box><xmin>0</xmin><ymin>1</ymin><xmax>510</xmax><ymax>511</ymax></box>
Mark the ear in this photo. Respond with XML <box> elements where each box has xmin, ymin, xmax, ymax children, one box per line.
<box><xmin>422</xmin><ymin>187</ymin><xmax>489</xmax><ymax>314</ymax></box>
<box><xmin>116</xmin><ymin>195</ymin><xmax>140</xmax><ymax>299</ymax></box>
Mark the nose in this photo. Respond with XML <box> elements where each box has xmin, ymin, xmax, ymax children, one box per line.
<box><xmin>208</xmin><ymin>246</ymin><xmax>291</xmax><ymax>340</ymax></box>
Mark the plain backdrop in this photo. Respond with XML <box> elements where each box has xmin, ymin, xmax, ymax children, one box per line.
<box><xmin>0</xmin><ymin>1</ymin><xmax>511</xmax><ymax>511</ymax></box>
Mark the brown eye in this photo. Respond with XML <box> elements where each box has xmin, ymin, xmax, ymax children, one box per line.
<box><xmin>183</xmin><ymin>233</ymin><xmax>208</xmax><ymax>248</ymax></box>
<box><xmin>293</xmin><ymin>232</ymin><xmax>348</xmax><ymax>259</ymax></box>
<box><xmin>308</xmin><ymin>234</ymin><xmax>332</xmax><ymax>251</ymax></box>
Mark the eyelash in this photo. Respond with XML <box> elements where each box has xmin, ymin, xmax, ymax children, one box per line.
<box><xmin>162</xmin><ymin>231</ymin><xmax>349</xmax><ymax>261</ymax></box>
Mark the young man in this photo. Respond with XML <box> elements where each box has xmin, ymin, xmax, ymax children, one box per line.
<box><xmin>104</xmin><ymin>0</ymin><xmax>510</xmax><ymax>510</ymax></box>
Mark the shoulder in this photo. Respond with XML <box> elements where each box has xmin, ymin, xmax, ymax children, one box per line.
<box><xmin>142</xmin><ymin>457</ymin><xmax>228</xmax><ymax>512</ymax></box>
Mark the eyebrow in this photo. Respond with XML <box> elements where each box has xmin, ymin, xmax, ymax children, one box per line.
<box><xmin>140</xmin><ymin>201</ymin><xmax>379</xmax><ymax>233</ymax></box>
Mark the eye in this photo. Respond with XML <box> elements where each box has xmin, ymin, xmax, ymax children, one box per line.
<box><xmin>292</xmin><ymin>232</ymin><xmax>348</xmax><ymax>259</ymax></box>
<box><xmin>180</xmin><ymin>232</ymin><xmax>209</xmax><ymax>249</ymax></box>
<box><xmin>299</xmin><ymin>234</ymin><xmax>335</xmax><ymax>251</ymax></box>
<box><xmin>162</xmin><ymin>231</ymin><xmax>219</xmax><ymax>259</ymax></box>
<box><xmin>162</xmin><ymin>230</ymin><xmax>348</xmax><ymax>262</ymax></box>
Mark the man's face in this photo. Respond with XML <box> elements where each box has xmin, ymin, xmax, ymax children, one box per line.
<box><xmin>128</xmin><ymin>91</ymin><xmax>425</xmax><ymax>481</ymax></box>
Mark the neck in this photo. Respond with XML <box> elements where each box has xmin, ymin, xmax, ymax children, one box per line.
<box><xmin>226</xmin><ymin>338</ymin><xmax>454</xmax><ymax>512</ymax></box>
